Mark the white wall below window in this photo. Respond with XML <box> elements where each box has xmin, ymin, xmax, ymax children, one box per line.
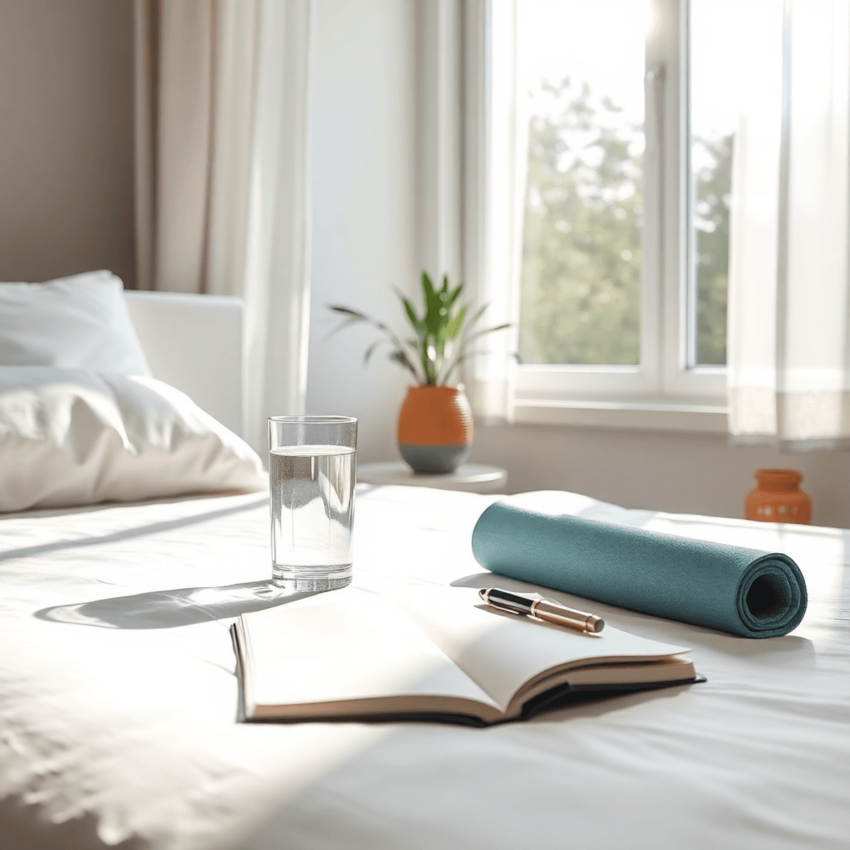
<box><xmin>306</xmin><ymin>0</ymin><xmax>418</xmax><ymax>462</ymax></box>
<box><xmin>471</xmin><ymin>423</ymin><xmax>850</xmax><ymax>529</ymax></box>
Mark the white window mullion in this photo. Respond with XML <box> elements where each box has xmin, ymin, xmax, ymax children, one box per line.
<box><xmin>662</xmin><ymin>0</ymin><xmax>726</xmax><ymax>402</ymax></box>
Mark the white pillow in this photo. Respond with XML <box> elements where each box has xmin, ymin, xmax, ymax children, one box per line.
<box><xmin>0</xmin><ymin>270</ymin><xmax>151</xmax><ymax>375</ymax></box>
<box><xmin>0</xmin><ymin>367</ymin><xmax>267</xmax><ymax>512</ymax></box>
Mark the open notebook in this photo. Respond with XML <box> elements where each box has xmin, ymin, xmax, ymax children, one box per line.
<box><xmin>231</xmin><ymin>586</ymin><xmax>699</xmax><ymax>726</ymax></box>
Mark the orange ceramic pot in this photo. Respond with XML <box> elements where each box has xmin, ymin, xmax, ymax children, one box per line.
<box><xmin>396</xmin><ymin>385</ymin><xmax>473</xmax><ymax>474</ymax></box>
<box><xmin>745</xmin><ymin>469</ymin><xmax>811</xmax><ymax>525</ymax></box>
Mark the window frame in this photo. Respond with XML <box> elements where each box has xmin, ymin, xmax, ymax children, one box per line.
<box><xmin>511</xmin><ymin>0</ymin><xmax>728</xmax><ymax>430</ymax></box>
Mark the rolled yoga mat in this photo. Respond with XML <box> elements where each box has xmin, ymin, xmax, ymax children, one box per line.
<box><xmin>471</xmin><ymin>496</ymin><xmax>807</xmax><ymax>638</ymax></box>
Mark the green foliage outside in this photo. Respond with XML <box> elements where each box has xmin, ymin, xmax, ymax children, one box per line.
<box><xmin>519</xmin><ymin>77</ymin><xmax>731</xmax><ymax>366</ymax></box>
<box><xmin>693</xmin><ymin>134</ymin><xmax>732</xmax><ymax>366</ymax></box>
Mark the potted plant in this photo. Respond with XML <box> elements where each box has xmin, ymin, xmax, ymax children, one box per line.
<box><xmin>329</xmin><ymin>272</ymin><xmax>510</xmax><ymax>474</ymax></box>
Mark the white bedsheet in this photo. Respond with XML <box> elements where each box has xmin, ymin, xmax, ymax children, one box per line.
<box><xmin>1</xmin><ymin>485</ymin><xmax>848</xmax><ymax>850</ymax></box>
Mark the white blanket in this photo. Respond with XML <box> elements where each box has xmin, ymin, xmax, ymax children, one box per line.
<box><xmin>1</xmin><ymin>485</ymin><xmax>848</xmax><ymax>850</ymax></box>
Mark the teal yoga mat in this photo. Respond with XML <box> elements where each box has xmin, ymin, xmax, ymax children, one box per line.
<box><xmin>471</xmin><ymin>499</ymin><xmax>807</xmax><ymax>638</ymax></box>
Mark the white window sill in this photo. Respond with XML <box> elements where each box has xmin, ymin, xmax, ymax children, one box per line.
<box><xmin>513</xmin><ymin>398</ymin><xmax>729</xmax><ymax>434</ymax></box>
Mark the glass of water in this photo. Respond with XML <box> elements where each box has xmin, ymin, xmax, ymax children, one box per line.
<box><xmin>268</xmin><ymin>415</ymin><xmax>357</xmax><ymax>591</ymax></box>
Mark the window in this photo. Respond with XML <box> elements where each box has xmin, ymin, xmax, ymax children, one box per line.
<box><xmin>518</xmin><ymin>0</ymin><xmax>646</xmax><ymax>370</ymax></box>
<box><xmin>506</xmin><ymin>0</ymin><xmax>782</xmax><ymax>429</ymax></box>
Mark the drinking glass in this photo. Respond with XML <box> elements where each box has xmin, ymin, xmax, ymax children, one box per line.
<box><xmin>268</xmin><ymin>415</ymin><xmax>357</xmax><ymax>591</ymax></box>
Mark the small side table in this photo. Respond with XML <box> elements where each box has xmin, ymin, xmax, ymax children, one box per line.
<box><xmin>357</xmin><ymin>461</ymin><xmax>508</xmax><ymax>494</ymax></box>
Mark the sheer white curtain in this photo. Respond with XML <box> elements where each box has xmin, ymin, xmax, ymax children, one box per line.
<box><xmin>419</xmin><ymin>0</ymin><xmax>524</xmax><ymax>423</ymax></box>
<box><xmin>134</xmin><ymin>0</ymin><xmax>314</xmax><ymax>453</ymax></box>
<box><xmin>465</xmin><ymin>0</ymin><xmax>526</xmax><ymax>422</ymax></box>
<box><xmin>728</xmin><ymin>0</ymin><xmax>850</xmax><ymax>451</ymax></box>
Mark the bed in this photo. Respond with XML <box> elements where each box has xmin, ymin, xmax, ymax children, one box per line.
<box><xmin>1</xmin><ymin>275</ymin><xmax>849</xmax><ymax>850</ymax></box>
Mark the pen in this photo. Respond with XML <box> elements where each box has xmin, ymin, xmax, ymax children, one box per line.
<box><xmin>478</xmin><ymin>588</ymin><xmax>605</xmax><ymax>634</ymax></box>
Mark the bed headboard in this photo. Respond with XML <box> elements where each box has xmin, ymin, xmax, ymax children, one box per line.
<box><xmin>124</xmin><ymin>291</ymin><xmax>244</xmax><ymax>438</ymax></box>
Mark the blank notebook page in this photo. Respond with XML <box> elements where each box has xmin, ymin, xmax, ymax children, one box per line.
<box><xmin>241</xmin><ymin>587</ymin><xmax>501</xmax><ymax>711</ymax></box>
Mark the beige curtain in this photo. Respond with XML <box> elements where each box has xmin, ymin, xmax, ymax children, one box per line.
<box><xmin>133</xmin><ymin>0</ymin><xmax>314</xmax><ymax>452</ymax></box>
<box><xmin>728</xmin><ymin>0</ymin><xmax>850</xmax><ymax>451</ymax></box>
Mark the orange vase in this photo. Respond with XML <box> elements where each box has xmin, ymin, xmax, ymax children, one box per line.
<box><xmin>396</xmin><ymin>385</ymin><xmax>473</xmax><ymax>474</ymax></box>
<box><xmin>745</xmin><ymin>469</ymin><xmax>811</xmax><ymax>525</ymax></box>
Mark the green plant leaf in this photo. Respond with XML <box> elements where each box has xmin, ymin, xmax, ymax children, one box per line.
<box><xmin>457</xmin><ymin>323</ymin><xmax>512</xmax><ymax>355</ymax></box>
<box><xmin>446</xmin><ymin>305</ymin><xmax>467</xmax><ymax>339</ymax></box>
<box><xmin>440</xmin><ymin>324</ymin><xmax>512</xmax><ymax>385</ymax></box>
<box><xmin>363</xmin><ymin>340</ymin><xmax>382</xmax><ymax>365</ymax></box>
<box><xmin>401</xmin><ymin>297</ymin><xmax>422</xmax><ymax>333</ymax></box>
<box><xmin>436</xmin><ymin>346</ymin><xmax>486</xmax><ymax>386</ymax></box>
<box><xmin>389</xmin><ymin>349</ymin><xmax>423</xmax><ymax>384</ymax></box>
<box><xmin>447</xmin><ymin>282</ymin><xmax>464</xmax><ymax>308</ymax></box>
<box><xmin>328</xmin><ymin>305</ymin><xmax>370</xmax><ymax>320</ymax></box>
<box><xmin>420</xmin><ymin>337</ymin><xmax>435</xmax><ymax>384</ymax></box>
<box><xmin>421</xmin><ymin>271</ymin><xmax>438</xmax><ymax>316</ymax></box>
<box><xmin>464</xmin><ymin>303</ymin><xmax>489</xmax><ymax>331</ymax></box>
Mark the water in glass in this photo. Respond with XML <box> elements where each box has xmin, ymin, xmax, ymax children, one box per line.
<box><xmin>269</xmin><ymin>444</ymin><xmax>355</xmax><ymax>590</ymax></box>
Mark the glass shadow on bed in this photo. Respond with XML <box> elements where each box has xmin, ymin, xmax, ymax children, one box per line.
<box><xmin>35</xmin><ymin>581</ymin><xmax>316</xmax><ymax>630</ymax></box>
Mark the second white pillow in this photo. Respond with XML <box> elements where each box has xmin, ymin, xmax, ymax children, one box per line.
<box><xmin>0</xmin><ymin>270</ymin><xmax>151</xmax><ymax>375</ymax></box>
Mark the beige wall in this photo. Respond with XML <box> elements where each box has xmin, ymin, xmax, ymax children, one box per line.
<box><xmin>0</xmin><ymin>0</ymin><xmax>135</xmax><ymax>287</ymax></box>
